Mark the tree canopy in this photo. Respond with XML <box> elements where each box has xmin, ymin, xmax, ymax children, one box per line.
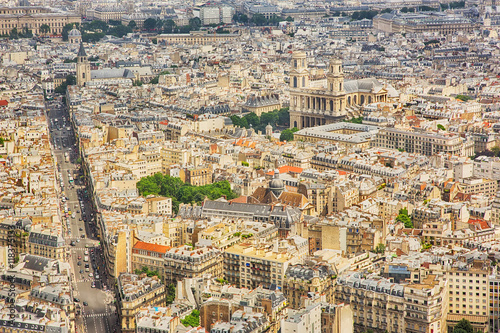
<box><xmin>396</xmin><ymin>208</ymin><xmax>413</xmax><ymax>228</ymax></box>
<box><xmin>453</xmin><ymin>319</ymin><xmax>473</xmax><ymax>333</ymax></box>
<box><xmin>230</xmin><ymin>107</ymin><xmax>289</xmax><ymax>134</ymax></box>
<box><xmin>181</xmin><ymin>310</ymin><xmax>200</xmax><ymax>327</ymax></box>
<box><xmin>280</xmin><ymin>127</ymin><xmax>299</xmax><ymax>141</ymax></box>
<box><xmin>136</xmin><ymin>173</ymin><xmax>237</xmax><ymax>214</ymax></box>
<box><xmin>54</xmin><ymin>75</ymin><xmax>76</xmax><ymax>94</ymax></box>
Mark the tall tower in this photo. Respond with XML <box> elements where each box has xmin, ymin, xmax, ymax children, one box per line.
<box><xmin>327</xmin><ymin>58</ymin><xmax>344</xmax><ymax>93</ymax></box>
<box><xmin>76</xmin><ymin>42</ymin><xmax>90</xmax><ymax>87</ymax></box>
<box><xmin>289</xmin><ymin>51</ymin><xmax>309</xmax><ymax>89</ymax></box>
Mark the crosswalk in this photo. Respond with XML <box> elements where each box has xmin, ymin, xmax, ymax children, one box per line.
<box><xmin>83</xmin><ymin>313</ymin><xmax>108</xmax><ymax>318</ymax></box>
<box><xmin>70</xmin><ymin>247</ymin><xmax>92</xmax><ymax>251</ymax></box>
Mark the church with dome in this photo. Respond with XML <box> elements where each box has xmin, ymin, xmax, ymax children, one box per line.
<box><xmin>248</xmin><ymin>170</ymin><xmax>314</xmax><ymax>215</ymax></box>
<box><xmin>68</xmin><ymin>27</ymin><xmax>81</xmax><ymax>44</ymax></box>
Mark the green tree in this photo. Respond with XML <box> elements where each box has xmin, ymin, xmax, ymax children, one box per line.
<box><xmin>189</xmin><ymin>17</ymin><xmax>201</xmax><ymax>30</ymax></box>
<box><xmin>396</xmin><ymin>208</ymin><xmax>413</xmax><ymax>228</ymax></box>
<box><xmin>260</xmin><ymin>112</ymin><xmax>279</xmax><ymax>128</ymax></box>
<box><xmin>280</xmin><ymin>128</ymin><xmax>298</xmax><ymax>141</ymax></box>
<box><xmin>233</xmin><ymin>12</ymin><xmax>248</xmax><ymax>23</ymax></box>
<box><xmin>491</xmin><ymin>146</ymin><xmax>500</xmax><ymax>156</ymax></box>
<box><xmin>10</xmin><ymin>28</ymin><xmax>19</xmax><ymax>39</ymax></box>
<box><xmin>456</xmin><ymin>95</ymin><xmax>472</xmax><ymax>102</ymax></box>
<box><xmin>286</xmin><ymin>16</ymin><xmax>294</xmax><ymax>22</ymax></box>
<box><xmin>453</xmin><ymin>319</ymin><xmax>473</xmax><ymax>333</ymax></box>
<box><xmin>437</xmin><ymin>124</ymin><xmax>446</xmax><ymax>131</ymax></box>
<box><xmin>345</xmin><ymin>116</ymin><xmax>363</xmax><ymax>124</ymax></box>
<box><xmin>39</xmin><ymin>24</ymin><xmax>50</xmax><ymax>36</ymax></box>
<box><xmin>108</xmin><ymin>24</ymin><xmax>132</xmax><ymax>37</ymax></box>
<box><xmin>87</xmin><ymin>20</ymin><xmax>108</xmax><ymax>32</ymax></box>
<box><xmin>245</xmin><ymin>112</ymin><xmax>260</xmax><ymax>128</ymax></box>
<box><xmin>166</xmin><ymin>283</ymin><xmax>176</xmax><ymax>304</ymax></box>
<box><xmin>66</xmin><ymin>75</ymin><xmax>76</xmax><ymax>86</ymax></box>
<box><xmin>144</xmin><ymin>18</ymin><xmax>158</xmax><ymax>31</ymax></box>
<box><xmin>163</xmin><ymin>19</ymin><xmax>176</xmax><ymax>33</ymax></box>
<box><xmin>108</xmin><ymin>19</ymin><xmax>121</xmax><ymax>26</ymax></box>
<box><xmin>373</xmin><ymin>243</ymin><xmax>386</xmax><ymax>254</ymax></box>
<box><xmin>181</xmin><ymin>310</ymin><xmax>200</xmax><ymax>327</ymax></box>
<box><xmin>136</xmin><ymin>174</ymin><xmax>236</xmax><ymax>214</ymax></box>
<box><xmin>62</xmin><ymin>24</ymin><xmax>74</xmax><ymax>41</ymax></box>
<box><xmin>252</xmin><ymin>14</ymin><xmax>268</xmax><ymax>26</ymax></box>
<box><xmin>128</xmin><ymin>20</ymin><xmax>137</xmax><ymax>29</ymax></box>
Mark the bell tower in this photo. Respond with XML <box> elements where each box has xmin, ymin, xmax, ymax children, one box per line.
<box><xmin>327</xmin><ymin>58</ymin><xmax>344</xmax><ymax>93</ymax></box>
<box><xmin>289</xmin><ymin>51</ymin><xmax>309</xmax><ymax>89</ymax></box>
<box><xmin>76</xmin><ymin>42</ymin><xmax>90</xmax><ymax>87</ymax></box>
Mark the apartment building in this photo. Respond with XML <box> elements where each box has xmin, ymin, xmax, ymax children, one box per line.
<box><xmin>163</xmin><ymin>245</ymin><xmax>223</xmax><ymax>285</ymax></box>
<box><xmin>283</xmin><ymin>264</ymin><xmax>335</xmax><ymax>309</ymax></box>
<box><xmin>302</xmin><ymin>221</ymin><xmax>382</xmax><ymax>256</ymax></box>
<box><xmin>373</xmin><ymin>12</ymin><xmax>475</xmax><ymax>35</ymax></box>
<box><xmin>161</xmin><ymin>147</ymin><xmax>190</xmax><ymax>170</ymax></box>
<box><xmin>27</xmin><ymin>231</ymin><xmax>66</xmax><ymax>260</ymax></box>
<box><xmin>490</xmin><ymin>274</ymin><xmax>500</xmax><ymax>333</ymax></box>
<box><xmin>474</xmin><ymin>156</ymin><xmax>500</xmax><ymax>181</ymax></box>
<box><xmin>404</xmin><ymin>275</ymin><xmax>449</xmax><ymax>333</ymax></box>
<box><xmin>118</xmin><ymin>273</ymin><xmax>166</xmax><ymax>333</ymax></box>
<box><xmin>135</xmin><ymin>307</ymin><xmax>180</xmax><ymax>333</ymax></box>
<box><xmin>131</xmin><ymin>241</ymin><xmax>170</xmax><ymax>279</ymax></box>
<box><xmin>459</xmin><ymin>178</ymin><xmax>498</xmax><ymax>197</ymax></box>
<box><xmin>443</xmin><ymin>261</ymin><xmax>491</xmax><ymax>316</ymax></box>
<box><xmin>373</xmin><ymin>128</ymin><xmax>474</xmax><ymax>157</ymax></box>
<box><xmin>281</xmin><ymin>303</ymin><xmax>321</xmax><ymax>333</ymax></box>
<box><xmin>336</xmin><ymin>272</ymin><xmax>448</xmax><ymax>333</ymax></box>
<box><xmin>132</xmin><ymin>131</ymin><xmax>165</xmax><ymax>145</ymax></box>
<box><xmin>147</xmin><ymin>197</ymin><xmax>172</xmax><ymax>216</ymax></box>
<box><xmin>197</xmin><ymin>220</ymin><xmax>277</xmax><ymax>250</ymax></box>
<box><xmin>180</xmin><ymin>165</ymin><xmax>212</xmax><ymax>186</ymax></box>
<box><xmin>92</xmin><ymin>5</ymin><xmax>127</xmax><ymax>22</ymax></box>
<box><xmin>224</xmin><ymin>237</ymin><xmax>308</xmax><ymax>289</ymax></box>
<box><xmin>298</xmin><ymin>182</ymin><xmax>332</xmax><ymax>216</ymax></box>
<box><xmin>0</xmin><ymin>6</ymin><xmax>80</xmax><ymax>36</ymax></box>
<box><xmin>332</xmin><ymin>181</ymin><xmax>359</xmax><ymax>212</ymax></box>
<box><xmin>492</xmin><ymin>192</ymin><xmax>500</xmax><ymax>226</ymax></box>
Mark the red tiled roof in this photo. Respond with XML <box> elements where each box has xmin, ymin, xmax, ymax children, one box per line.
<box><xmin>133</xmin><ymin>241</ymin><xmax>170</xmax><ymax>254</ymax></box>
<box><xmin>230</xmin><ymin>196</ymin><xmax>248</xmax><ymax>204</ymax></box>
<box><xmin>468</xmin><ymin>218</ymin><xmax>490</xmax><ymax>230</ymax></box>
<box><xmin>0</xmin><ymin>100</ymin><xmax>8</xmax><ymax>106</ymax></box>
<box><xmin>266</xmin><ymin>165</ymin><xmax>303</xmax><ymax>175</ymax></box>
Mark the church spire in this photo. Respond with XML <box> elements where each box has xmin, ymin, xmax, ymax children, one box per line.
<box><xmin>77</xmin><ymin>41</ymin><xmax>87</xmax><ymax>58</ymax></box>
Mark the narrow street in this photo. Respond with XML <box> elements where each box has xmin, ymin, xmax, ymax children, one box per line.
<box><xmin>46</xmin><ymin>98</ymin><xmax>118</xmax><ymax>333</ymax></box>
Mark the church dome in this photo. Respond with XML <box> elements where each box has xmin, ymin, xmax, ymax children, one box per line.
<box><xmin>68</xmin><ymin>28</ymin><xmax>81</xmax><ymax>37</ymax></box>
<box><xmin>269</xmin><ymin>170</ymin><xmax>284</xmax><ymax>197</ymax></box>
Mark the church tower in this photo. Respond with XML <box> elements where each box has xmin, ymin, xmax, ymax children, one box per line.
<box><xmin>289</xmin><ymin>51</ymin><xmax>309</xmax><ymax>89</ymax></box>
<box><xmin>327</xmin><ymin>58</ymin><xmax>344</xmax><ymax>93</ymax></box>
<box><xmin>76</xmin><ymin>42</ymin><xmax>90</xmax><ymax>87</ymax></box>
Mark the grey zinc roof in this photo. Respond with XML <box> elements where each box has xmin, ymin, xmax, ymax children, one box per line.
<box><xmin>91</xmin><ymin>68</ymin><xmax>135</xmax><ymax>80</ymax></box>
<box><xmin>29</xmin><ymin>232</ymin><xmax>65</xmax><ymax>247</ymax></box>
<box><xmin>344</xmin><ymin>78</ymin><xmax>384</xmax><ymax>94</ymax></box>
<box><xmin>23</xmin><ymin>255</ymin><xmax>50</xmax><ymax>272</ymax></box>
